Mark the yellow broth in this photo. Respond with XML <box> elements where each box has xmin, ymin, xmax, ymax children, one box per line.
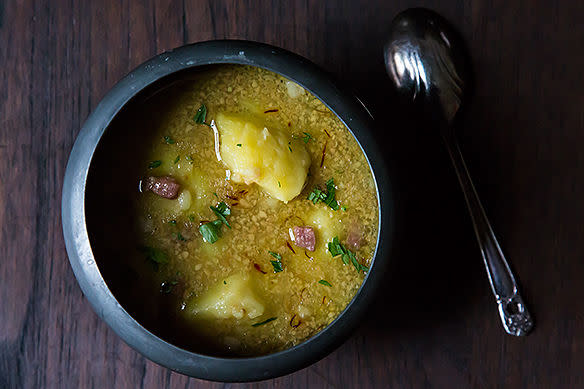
<box><xmin>86</xmin><ymin>65</ymin><xmax>379</xmax><ymax>356</ymax></box>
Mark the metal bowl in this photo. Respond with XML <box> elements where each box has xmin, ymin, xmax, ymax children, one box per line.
<box><xmin>62</xmin><ymin>40</ymin><xmax>394</xmax><ymax>382</ymax></box>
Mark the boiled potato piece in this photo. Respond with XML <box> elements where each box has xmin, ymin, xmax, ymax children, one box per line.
<box><xmin>216</xmin><ymin>112</ymin><xmax>310</xmax><ymax>202</ymax></box>
<box><xmin>187</xmin><ymin>274</ymin><xmax>264</xmax><ymax>320</ymax></box>
<box><xmin>307</xmin><ymin>206</ymin><xmax>343</xmax><ymax>251</ymax></box>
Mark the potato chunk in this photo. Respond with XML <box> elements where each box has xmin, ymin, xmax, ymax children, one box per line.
<box><xmin>216</xmin><ymin>112</ymin><xmax>310</xmax><ymax>202</ymax></box>
<box><xmin>307</xmin><ymin>206</ymin><xmax>343</xmax><ymax>251</ymax></box>
<box><xmin>187</xmin><ymin>274</ymin><xmax>264</xmax><ymax>320</ymax></box>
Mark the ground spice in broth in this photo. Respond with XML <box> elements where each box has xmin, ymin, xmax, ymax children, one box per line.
<box><xmin>88</xmin><ymin>65</ymin><xmax>379</xmax><ymax>356</ymax></box>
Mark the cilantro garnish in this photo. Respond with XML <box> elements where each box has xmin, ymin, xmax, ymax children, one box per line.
<box><xmin>268</xmin><ymin>251</ymin><xmax>282</xmax><ymax>260</ymax></box>
<box><xmin>148</xmin><ymin>160</ymin><xmax>162</xmax><ymax>169</ymax></box>
<box><xmin>199</xmin><ymin>202</ymin><xmax>232</xmax><ymax>243</ymax></box>
<box><xmin>307</xmin><ymin>178</ymin><xmax>339</xmax><ymax>210</ymax></box>
<box><xmin>199</xmin><ymin>220</ymin><xmax>223</xmax><ymax>244</ymax></box>
<box><xmin>194</xmin><ymin>104</ymin><xmax>211</xmax><ymax>126</ymax></box>
<box><xmin>268</xmin><ymin>251</ymin><xmax>283</xmax><ymax>272</ymax></box>
<box><xmin>327</xmin><ymin>236</ymin><xmax>368</xmax><ymax>273</ymax></box>
<box><xmin>210</xmin><ymin>201</ymin><xmax>231</xmax><ymax>228</ymax></box>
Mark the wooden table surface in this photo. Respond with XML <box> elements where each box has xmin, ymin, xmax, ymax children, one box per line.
<box><xmin>2</xmin><ymin>1</ymin><xmax>583</xmax><ymax>388</ymax></box>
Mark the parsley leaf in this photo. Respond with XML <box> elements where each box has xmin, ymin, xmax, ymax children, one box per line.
<box><xmin>327</xmin><ymin>236</ymin><xmax>344</xmax><ymax>256</ymax></box>
<box><xmin>271</xmin><ymin>260</ymin><xmax>283</xmax><ymax>272</ymax></box>
<box><xmin>307</xmin><ymin>188</ymin><xmax>327</xmax><ymax>204</ymax></box>
<box><xmin>307</xmin><ymin>178</ymin><xmax>338</xmax><ymax>210</ymax></box>
<box><xmin>302</xmin><ymin>132</ymin><xmax>313</xmax><ymax>143</ymax></box>
<box><xmin>252</xmin><ymin>317</ymin><xmax>277</xmax><ymax>327</ymax></box>
<box><xmin>324</xmin><ymin>178</ymin><xmax>339</xmax><ymax>210</ymax></box>
<box><xmin>327</xmin><ymin>236</ymin><xmax>367</xmax><ymax>273</ymax></box>
<box><xmin>318</xmin><ymin>280</ymin><xmax>332</xmax><ymax>287</ymax></box>
<box><xmin>168</xmin><ymin>220</ymin><xmax>177</xmax><ymax>225</ymax></box>
<box><xmin>194</xmin><ymin>104</ymin><xmax>211</xmax><ymax>126</ymax></box>
<box><xmin>210</xmin><ymin>201</ymin><xmax>231</xmax><ymax>228</ymax></box>
<box><xmin>199</xmin><ymin>220</ymin><xmax>223</xmax><ymax>243</ymax></box>
<box><xmin>174</xmin><ymin>155</ymin><xmax>180</xmax><ymax>164</ymax></box>
<box><xmin>148</xmin><ymin>160</ymin><xmax>162</xmax><ymax>169</ymax></box>
<box><xmin>164</xmin><ymin>136</ymin><xmax>175</xmax><ymax>144</ymax></box>
<box><xmin>268</xmin><ymin>251</ymin><xmax>282</xmax><ymax>260</ymax></box>
<box><xmin>236</xmin><ymin>143</ymin><xmax>242</xmax><ymax>147</ymax></box>
<box><xmin>269</xmin><ymin>251</ymin><xmax>283</xmax><ymax>272</ymax></box>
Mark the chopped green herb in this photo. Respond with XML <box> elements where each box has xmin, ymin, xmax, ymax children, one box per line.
<box><xmin>302</xmin><ymin>132</ymin><xmax>313</xmax><ymax>143</ymax></box>
<box><xmin>288</xmin><ymin>145</ymin><xmax>292</xmax><ymax>152</ymax></box>
<box><xmin>307</xmin><ymin>179</ymin><xmax>339</xmax><ymax>210</ymax></box>
<box><xmin>164</xmin><ymin>135</ymin><xmax>175</xmax><ymax>144</ymax></box>
<box><xmin>213</xmin><ymin>192</ymin><xmax>218</xmax><ymax>198</ymax></box>
<box><xmin>308</xmin><ymin>187</ymin><xmax>327</xmax><ymax>204</ymax></box>
<box><xmin>252</xmin><ymin>317</ymin><xmax>277</xmax><ymax>327</ymax></box>
<box><xmin>269</xmin><ymin>251</ymin><xmax>283</xmax><ymax>273</ymax></box>
<box><xmin>210</xmin><ymin>201</ymin><xmax>231</xmax><ymax>228</ymax></box>
<box><xmin>168</xmin><ymin>220</ymin><xmax>177</xmax><ymax>226</ymax></box>
<box><xmin>327</xmin><ymin>236</ymin><xmax>367</xmax><ymax>273</ymax></box>
<box><xmin>148</xmin><ymin>160</ymin><xmax>162</xmax><ymax>169</ymax></box>
<box><xmin>271</xmin><ymin>260</ymin><xmax>283</xmax><ymax>273</ymax></box>
<box><xmin>318</xmin><ymin>280</ymin><xmax>332</xmax><ymax>287</ymax></box>
<box><xmin>328</xmin><ymin>236</ymin><xmax>344</xmax><ymax>256</ymax></box>
<box><xmin>139</xmin><ymin>246</ymin><xmax>168</xmax><ymax>268</ymax></box>
<box><xmin>349</xmin><ymin>251</ymin><xmax>360</xmax><ymax>271</ymax></box>
<box><xmin>199</xmin><ymin>220</ymin><xmax>223</xmax><ymax>243</ymax></box>
<box><xmin>174</xmin><ymin>155</ymin><xmax>180</xmax><ymax>164</ymax></box>
<box><xmin>176</xmin><ymin>232</ymin><xmax>186</xmax><ymax>241</ymax></box>
<box><xmin>194</xmin><ymin>104</ymin><xmax>211</xmax><ymax>126</ymax></box>
<box><xmin>237</xmin><ymin>143</ymin><xmax>242</xmax><ymax>147</ymax></box>
<box><xmin>188</xmin><ymin>214</ymin><xmax>196</xmax><ymax>222</ymax></box>
<box><xmin>268</xmin><ymin>251</ymin><xmax>282</xmax><ymax>260</ymax></box>
<box><xmin>278</xmin><ymin>181</ymin><xmax>281</xmax><ymax>188</ymax></box>
<box><xmin>200</xmin><ymin>202</ymin><xmax>232</xmax><ymax>243</ymax></box>
<box><xmin>323</xmin><ymin>178</ymin><xmax>339</xmax><ymax>210</ymax></box>
<box><xmin>341</xmin><ymin>206</ymin><xmax>347</xmax><ymax>211</ymax></box>
<box><xmin>223</xmin><ymin>280</ymin><xmax>227</xmax><ymax>285</ymax></box>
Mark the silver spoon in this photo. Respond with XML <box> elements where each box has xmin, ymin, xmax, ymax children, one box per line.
<box><xmin>384</xmin><ymin>8</ymin><xmax>533</xmax><ymax>336</ymax></box>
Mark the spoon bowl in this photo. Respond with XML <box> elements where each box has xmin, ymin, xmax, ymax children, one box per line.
<box><xmin>385</xmin><ymin>8</ymin><xmax>469</xmax><ymax>125</ymax></box>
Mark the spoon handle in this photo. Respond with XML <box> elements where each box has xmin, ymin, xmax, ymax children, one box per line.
<box><xmin>442</xmin><ymin>135</ymin><xmax>533</xmax><ymax>336</ymax></box>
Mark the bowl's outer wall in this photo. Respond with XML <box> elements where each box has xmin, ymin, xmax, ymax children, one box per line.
<box><xmin>62</xmin><ymin>40</ymin><xmax>394</xmax><ymax>382</ymax></box>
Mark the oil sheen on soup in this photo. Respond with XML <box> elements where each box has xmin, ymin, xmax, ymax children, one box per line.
<box><xmin>90</xmin><ymin>65</ymin><xmax>379</xmax><ymax>356</ymax></box>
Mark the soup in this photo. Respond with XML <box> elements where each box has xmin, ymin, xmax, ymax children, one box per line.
<box><xmin>87</xmin><ymin>65</ymin><xmax>378</xmax><ymax>356</ymax></box>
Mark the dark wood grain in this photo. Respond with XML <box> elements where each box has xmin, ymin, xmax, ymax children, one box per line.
<box><xmin>1</xmin><ymin>0</ymin><xmax>583</xmax><ymax>388</ymax></box>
